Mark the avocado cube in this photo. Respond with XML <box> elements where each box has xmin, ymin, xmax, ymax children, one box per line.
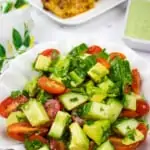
<box><xmin>59</xmin><ymin>92</ymin><xmax>88</xmax><ymax>111</ymax></box>
<box><xmin>96</xmin><ymin>140</ymin><xmax>115</xmax><ymax>150</ymax></box>
<box><xmin>83</xmin><ymin>120</ymin><xmax>110</xmax><ymax>145</ymax></box>
<box><xmin>69</xmin><ymin>122</ymin><xmax>89</xmax><ymax>150</ymax></box>
<box><xmin>91</xmin><ymin>93</ymin><xmax>107</xmax><ymax>102</ymax></box>
<box><xmin>21</xmin><ymin>99</ymin><xmax>49</xmax><ymax>126</ymax></box>
<box><xmin>88</xmin><ymin>63</ymin><xmax>109</xmax><ymax>83</ymax></box>
<box><xmin>6</xmin><ymin>111</ymin><xmax>26</xmax><ymax>127</ymax></box>
<box><xmin>122</xmin><ymin>129</ymin><xmax>144</xmax><ymax>145</ymax></box>
<box><xmin>107</xmin><ymin>98</ymin><xmax>123</xmax><ymax>123</ymax></box>
<box><xmin>113</xmin><ymin>118</ymin><xmax>139</xmax><ymax>136</ymax></box>
<box><xmin>123</xmin><ymin>93</ymin><xmax>137</xmax><ymax>111</ymax></box>
<box><xmin>81</xmin><ymin>102</ymin><xmax>110</xmax><ymax>120</ymax></box>
<box><xmin>48</xmin><ymin>111</ymin><xmax>70</xmax><ymax>139</ymax></box>
<box><xmin>35</xmin><ymin>55</ymin><xmax>51</xmax><ymax>71</ymax></box>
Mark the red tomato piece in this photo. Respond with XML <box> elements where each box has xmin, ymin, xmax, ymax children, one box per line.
<box><xmin>136</xmin><ymin>123</ymin><xmax>148</xmax><ymax>141</ymax></box>
<box><xmin>97</xmin><ymin>58</ymin><xmax>110</xmax><ymax>69</ymax></box>
<box><xmin>136</xmin><ymin>100</ymin><xmax>150</xmax><ymax>117</ymax></box>
<box><xmin>29</xmin><ymin>135</ymin><xmax>48</xmax><ymax>144</ymax></box>
<box><xmin>7</xmin><ymin>122</ymin><xmax>48</xmax><ymax>142</ymax></box>
<box><xmin>41</xmin><ymin>49</ymin><xmax>60</xmax><ymax>59</ymax></box>
<box><xmin>50</xmin><ymin>139</ymin><xmax>66</xmax><ymax>150</ymax></box>
<box><xmin>0</xmin><ymin>96</ymin><xmax>28</xmax><ymax>118</ymax></box>
<box><xmin>120</xmin><ymin>110</ymin><xmax>139</xmax><ymax>118</ymax></box>
<box><xmin>38</xmin><ymin>76</ymin><xmax>66</xmax><ymax>94</ymax></box>
<box><xmin>45</xmin><ymin>99</ymin><xmax>61</xmax><ymax>121</ymax></box>
<box><xmin>87</xmin><ymin>45</ymin><xmax>102</xmax><ymax>54</ymax></box>
<box><xmin>109</xmin><ymin>136</ymin><xmax>140</xmax><ymax>150</ymax></box>
<box><xmin>110</xmin><ymin>52</ymin><xmax>126</xmax><ymax>60</ymax></box>
<box><xmin>131</xmin><ymin>69</ymin><xmax>141</xmax><ymax>94</ymax></box>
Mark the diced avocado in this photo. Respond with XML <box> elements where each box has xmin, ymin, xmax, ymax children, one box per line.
<box><xmin>6</xmin><ymin>111</ymin><xmax>26</xmax><ymax>126</ymax></box>
<box><xmin>123</xmin><ymin>93</ymin><xmax>137</xmax><ymax>111</ymax></box>
<box><xmin>35</xmin><ymin>55</ymin><xmax>51</xmax><ymax>71</ymax></box>
<box><xmin>50</xmin><ymin>74</ymin><xmax>62</xmax><ymax>83</ymax></box>
<box><xmin>83</xmin><ymin>120</ymin><xmax>110</xmax><ymax>145</ymax></box>
<box><xmin>107</xmin><ymin>98</ymin><xmax>123</xmax><ymax>123</ymax></box>
<box><xmin>38</xmin><ymin>145</ymin><xmax>50</xmax><ymax>150</ymax></box>
<box><xmin>81</xmin><ymin>102</ymin><xmax>110</xmax><ymax>120</ymax></box>
<box><xmin>122</xmin><ymin>129</ymin><xmax>144</xmax><ymax>145</ymax></box>
<box><xmin>98</xmin><ymin>78</ymin><xmax>114</xmax><ymax>93</ymax></box>
<box><xmin>21</xmin><ymin>99</ymin><xmax>49</xmax><ymax>126</ymax></box>
<box><xmin>91</xmin><ymin>93</ymin><xmax>107</xmax><ymax>102</ymax></box>
<box><xmin>85</xmin><ymin>80</ymin><xmax>95</xmax><ymax>95</ymax></box>
<box><xmin>24</xmin><ymin>78</ymin><xmax>38</xmax><ymax>97</ymax></box>
<box><xmin>48</xmin><ymin>111</ymin><xmax>71</xmax><ymax>139</ymax></box>
<box><xmin>70</xmin><ymin>71</ymin><xmax>84</xmax><ymax>87</ymax></box>
<box><xmin>59</xmin><ymin>92</ymin><xmax>88</xmax><ymax>111</ymax></box>
<box><xmin>88</xmin><ymin>63</ymin><xmax>109</xmax><ymax>83</ymax></box>
<box><xmin>69</xmin><ymin>122</ymin><xmax>89</xmax><ymax>150</ymax></box>
<box><xmin>113</xmin><ymin>118</ymin><xmax>139</xmax><ymax>136</ymax></box>
<box><xmin>96</xmin><ymin>140</ymin><xmax>114</xmax><ymax>150</ymax></box>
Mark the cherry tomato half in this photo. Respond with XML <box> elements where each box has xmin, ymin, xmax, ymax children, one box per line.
<box><xmin>109</xmin><ymin>52</ymin><xmax>126</xmax><ymax>60</ymax></box>
<box><xmin>97</xmin><ymin>58</ymin><xmax>110</xmax><ymax>69</ymax></box>
<box><xmin>41</xmin><ymin>49</ymin><xmax>60</xmax><ymax>59</ymax></box>
<box><xmin>38</xmin><ymin>76</ymin><xmax>66</xmax><ymax>94</ymax></box>
<box><xmin>120</xmin><ymin>110</ymin><xmax>139</xmax><ymax>118</ymax></box>
<box><xmin>131</xmin><ymin>69</ymin><xmax>141</xmax><ymax>94</ymax></box>
<box><xmin>87</xmin><ymin>45</ymin><xmax>102</xmax><ymax>54</ymax></box>
<box><xmin>7</xmin><ymin>122</ymin><xmax>48</xmax><ymax>142</ymax></box>
<box><xmin>109</xmin><ymin>136</ymin><xmax>140</xmax><ymax>150</ymax></box>
<box><xmin>136</xmin><ymin>100</ymin><xmax>150</xmax><ymax>117</ymax></box>
<box><xmin>0</xmin><ymin>96</ymin><xmax>28</xmax><ymax>118</ymax></box>
<box><xmin>50</xmin><ymin>139</ymin><xmax>66</xmax><ymax>150</ymax></box>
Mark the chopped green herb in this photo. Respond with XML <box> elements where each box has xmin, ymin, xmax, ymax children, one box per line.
<box><xmin>11</xmin><ymin>90</ymin><xmax>22</xmax><ymax>98</ymax></box>
<box><xmin>70</xmin><ymin>97</ymin><xmax>78</xmax><ymax>102</ymax></box>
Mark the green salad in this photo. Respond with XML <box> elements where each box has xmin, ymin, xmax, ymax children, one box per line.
<box><xmin>0</xmin><ymin>43</ymin><xmax>149</xmax><ymax>150</ymax></box>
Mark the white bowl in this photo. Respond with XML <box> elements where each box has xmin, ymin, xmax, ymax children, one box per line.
<box><xmin>0</xmin><ymin>40</ymin><xmax>150</xmax><ymax>149</ymax></box>
<box><xmin>123</xmin><ymin>0</ymin><xmax>150</xmax><ymax>52</ymax></box>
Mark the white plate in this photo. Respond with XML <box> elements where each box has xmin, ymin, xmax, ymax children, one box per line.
<box><xmin>30</xmin><ymin>0</ymin><xmax>126</xmax><ymax>25</ymax></box>
<box><xmin>0</xmin><ymin>40</ymin><xmax>150</xmax><ymax>149</ymax></box>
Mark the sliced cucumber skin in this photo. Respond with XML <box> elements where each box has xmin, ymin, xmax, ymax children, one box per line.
<box><xmin>59</xmin><ymin>92</ymin><xmax>88</xmax><ymax>111</ymax></box>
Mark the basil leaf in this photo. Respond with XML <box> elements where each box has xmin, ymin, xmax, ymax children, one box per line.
<box><xmin>0</xmin><ymin>59</ymin><xmax>4</xmax><ymax>71</ymax></box>
<box><xmin>0</xmin><ymin>44</ymin><xmax>6</xmax><ymax>57</ymax></box>
<box><xmin>15</xmin><ymin>0</ymin><xmax>27</xmax><ymax>8</ymax></box>
<box><xmin>2</xmin><ymin>2</ymin><xmax>13</xmax><ymax>13</ymax></box>
<box><xmin>12</xmin><ymin>28</ymin><xmax>23</xmax><ymax>50</ymax></box>
<box><xmin>23</xmin><ymin>30</ymin><xmax>30</xmax><ymax>47</ymax></box>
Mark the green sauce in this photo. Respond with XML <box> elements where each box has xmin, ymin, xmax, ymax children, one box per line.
<box><xmin>125</xmin><ymin>0</ymin><xmax>150</xmax><ymax>40</ymax></box>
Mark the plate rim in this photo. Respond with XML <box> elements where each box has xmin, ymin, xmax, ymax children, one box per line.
<box><xmin>29</xmin><ymin>0</ymin><xmax>127</xmax><ymax>25</ymax></box>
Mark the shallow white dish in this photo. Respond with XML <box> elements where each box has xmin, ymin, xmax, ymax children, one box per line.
<box><xmin>123</xmin><ymin>0</ymin><xmax>150</xmax><ymax>52</ymax></box>
<box><xmin>0</xmin><ymin>40</ymin><xmax>150</xmax><ymax>149</ymax></box>
<box><xmin>30</xmin><ymin>0</ymin><xmax>126</xmax><ymax>25</ymax></box>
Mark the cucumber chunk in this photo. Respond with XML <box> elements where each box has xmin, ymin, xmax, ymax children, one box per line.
<box><xmin>69</xmin><ymin>122</ymin><xmax>89</xmax><ymax>150</ymax></box>
<box><xmin>21</xmin><ymin>99</ymin><xmax>49</xmax><ymax>126</ymax></box>
<box><xmin>48</xmin><ymin>111</ymin><xmax>71</xmax><ymax>139</ymax></box>
<box><xmin>59</xmin><ymin>92</ymin><xmax>88</xmax><ymax>111</ymax></box>
<box><xmin>113</xmin><ymin>118</ymin><xmax>139</xmax><ymax>136</ymax></box>
<box><xmin>96</xmin><ymin>140</ymin><xmax>114</xmax><ymax>150</ymax></box>
<box><xmin>83</xmin><ymin>120</ymin><xmax>110</xmax><ymax>145</ymax></box>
